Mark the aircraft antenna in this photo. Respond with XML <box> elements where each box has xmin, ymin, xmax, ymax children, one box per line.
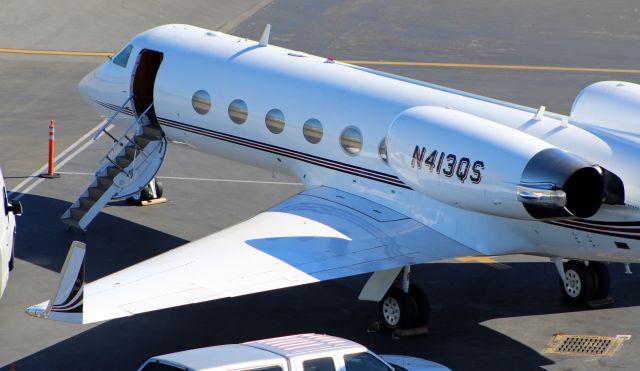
<box><xmin>533</xmin><ymin>105</ymin><xmax>546</xmax><ymax>121</ymax></box>
<box><xmin>259</xmin><ymin>24</ymin><xmax>271</xmax><ymax>47</ymax></box>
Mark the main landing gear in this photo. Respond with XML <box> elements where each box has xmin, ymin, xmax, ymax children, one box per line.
<box><xmin>379</xmin><ymin>285</ymin><xmax>430</xmax><ymax>330</ymax></box>
<box><xmin>376</xmin><ymin>266</ymin><xmax>430</xmax><ymax>330</ymax></box>
<box><xmin>556</xmin><ymin>259</ymin><xmax>611</xmax><ymax>305</ymax></box>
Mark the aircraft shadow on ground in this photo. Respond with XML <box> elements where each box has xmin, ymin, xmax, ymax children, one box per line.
<box><xmin>8</xmin><ymin>194</ymin><xmax>640</xmax><ymax>370</ymax></box>
<box><xmin>13</xmin><ymin>193</ymin><xmax>188</xmax><ymax>280</ymax></box>
<box><xmin>9</xmin><ymin>276</ymin><xmax>556</xmax><ymax>371</ymax></box>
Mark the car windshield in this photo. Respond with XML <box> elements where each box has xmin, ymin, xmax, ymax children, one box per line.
<box><xmin>387</xmin><ymin>363</ymin><xmax>408</xmax><ymax>371</ymax></box>
<box><xmin>344</xmin><ymin>352</ymin><xmax>392</xmax><ymax>371</ymax></box>
<box><xmin>139</xmin><ymin>361</ymin><xmax>186</xmax><ymax>370</ymax></box>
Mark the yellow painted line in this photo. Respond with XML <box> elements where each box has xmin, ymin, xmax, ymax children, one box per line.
<box><xmin>454</xmin><ymin>256</ymin><xmax>499</xmax><ymax>263</ymax></box>
<box><xmin>342</xmin><ymin>60</ymin><xmax>640</xmax><ymax>74</ymax></box>
<box><xmin>454</xmin><ymin>256</ymin><xmax>511</xmax><ymax>270</ymax></box>
<box><xmin>1</xmin><ymin>47</ymin><xmax>637</xmax><ymax>74</ymax></box>
<box><xmin>0</xmin><ymin>48</ymin><xmax>112</xmax><ymax>57</ymax></box>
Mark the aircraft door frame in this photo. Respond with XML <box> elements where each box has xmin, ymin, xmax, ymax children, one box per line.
<box><xmin>0</xmin><ymin>187</ymin><xmax>8</xmax><ymax>253</ymax></box>
<box><xmin>130</xmin><ymin>49</ymin><xmax>164</xmax><ymax>121</ymax></box>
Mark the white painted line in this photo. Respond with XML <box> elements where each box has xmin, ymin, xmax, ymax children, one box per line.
<box><xmin>15</xmin><ymin>133</ymin><xmax>105</xmax><ymax>200</ymax></box>
<box><xmin>9</xmin><ymin>119</ymin><xmax>107</xmax><ymax>195</ymax></box>
<box><xmin>56</xmin><ymin>172</ymin><xmax>303</xmax><ymax>186</ymax></box>
<box><xmin>9</xmin><ymin>121</ymin><xmax>111</xmax><ymax>200</ymax></box>
<box><xmin>217</xmin><ymin>0</ymin><xmax>273</xmax><ymax>33</ymax></box>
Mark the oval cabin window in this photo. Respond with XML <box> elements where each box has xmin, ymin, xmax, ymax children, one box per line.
<box><xmin>192</xmin><ymin>90</ymin><xmax>211</xmax><ymax>115</ymax></box>
<box><xmin>228</xmin><ymin>99</ymin><xmax>248</xmax><ymax>124</ymax></box>
<box><xmin>378</xmin><ymin>138</ymin><xmax>388</xmax><ymax>162</ymax></box>
<box><xmin>303</xmin><ymin>118</ymin><xmax>323</xmax><ymax>144</ymax></box>
<box><xmin>265</xmin><ymin>109</ymin><xmax>285</xmax><ymax>134</ymax></box>
<box><xmin>340</xmin><ymin>126</ymin><xmax>363</xmax><ymax>156</ymax></box>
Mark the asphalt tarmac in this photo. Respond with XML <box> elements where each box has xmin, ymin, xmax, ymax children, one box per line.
<box><xmin>2</xmin><ymin>0</ymin><xmax>640</xmax><ymax>370</ymax></box>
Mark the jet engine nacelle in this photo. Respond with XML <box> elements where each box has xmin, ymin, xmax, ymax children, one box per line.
<box><xmin>387</xmin><ymin>106</ymin><xmax>605</xmax><ymax>220</ymax></box>
<box><xmin>571</xmin><ymin>81</ymin><xmax>640</xmax><ymax>127</ymax></box>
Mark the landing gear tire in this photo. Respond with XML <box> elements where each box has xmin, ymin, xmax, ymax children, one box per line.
<box><xmin>560</xmin><ymin>260</ymin><xmax>595</xmax><ymax>304</ymax></box>
<box><xmin>141</xmin><ymin>185</ymin><xmax>154</xmax><ymax>201</ymax></box>
<box><xmin>408</xmin><ymin>285</ymin><xmax>430</xmax><ymax>326</ymax></box>
<box><xmin>154</xmin><ymin>179</ymin><xmax>163</xmax><ymax>198</ymax></box>
<box><xmin>379</xmin><ymin>287</ymin><xmax>415</xmax><ymax>330</ymax></box>
<box><xmin>588</xmin><ymin>262</ymin><xmax>610</xmax><ymax>300</ymax></box>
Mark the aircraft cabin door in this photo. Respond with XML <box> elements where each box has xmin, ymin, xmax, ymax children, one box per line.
<box><xmin>0</xmin><ymin>187</ymin><xmax>8</xmax><ymax>253</ymax></box>
<box><xmin>131</xmin><ymin>49</ymin><xmax>163</xmax><ymax>125</ymax></box>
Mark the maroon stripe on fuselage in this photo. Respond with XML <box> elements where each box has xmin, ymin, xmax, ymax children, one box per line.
<box><xmin>95</xmin><ymin>100</ymin><xmax>411</xmax><ymax>189</ymax></box>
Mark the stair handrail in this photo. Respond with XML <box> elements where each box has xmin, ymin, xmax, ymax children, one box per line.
<box><xmin>102</xmin><ymin>103</ymin><xmax>153</xmax><ymax>162</ymax></box>
<box><xmin>100</xmin><ymin>102</ymin><xmax>155</xmax><ymax>178</ymax></box>
<box><xmin>128</xmin><ymin>133</ymin><xmax>166</xmax><ymax>176</ymax></box>
<box><xmin>121</xmin><ymin>102</ymin><xmax>154</xmax><ymax>149</ymax></box>
<box><xmin>92</xmin><ymin>95</ymin><xmax>134</xmax><ymax>141</ymax></box>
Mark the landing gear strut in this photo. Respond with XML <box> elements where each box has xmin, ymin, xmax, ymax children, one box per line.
<box><xmin>559</xmin><ymin>260</ymin><xmax>611</xmax><ymax>304</ymax></box>
<box><xmin>378</xmin><ymin>266</ymin><xmax>430</xmax><ymax>330</ymax></box>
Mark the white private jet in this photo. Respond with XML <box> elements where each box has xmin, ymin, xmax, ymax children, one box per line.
<box><xmin>27</xmin><ymin>24</ymin><xmax>640</xmax><ymax>330</ymax></box>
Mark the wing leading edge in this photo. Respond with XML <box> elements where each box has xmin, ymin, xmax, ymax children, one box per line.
<box><xmin>27</xmin><ymin>187</ymin><xmax>480</xmax><ymax>324</ymax></box>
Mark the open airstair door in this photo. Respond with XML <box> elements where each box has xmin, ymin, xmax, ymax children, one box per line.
<box><xmin>62</xmin><ymin>49</ymin><xmax>168</xmax><ymax>231</ymax></box>
<box><xmin>132</xmin><ymin>50</ymin><xmax>163</xmax><ymax>125</ymax></box>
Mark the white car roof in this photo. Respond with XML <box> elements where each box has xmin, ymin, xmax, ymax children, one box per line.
<box><xmin>147</xmin><ymin>344</ymin><xmax>284</xmax><ymax>371</ymax></box>
<box><xmin>244</xmin><ymin>333</ymin><xmax>367</xmax><ymax>359</ymax></box>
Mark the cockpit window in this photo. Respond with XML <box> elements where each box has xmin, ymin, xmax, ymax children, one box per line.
<box><xmin>112</xmin><ymin>44</ymin><xmax>133</xmax><ymax>68</ymax></box>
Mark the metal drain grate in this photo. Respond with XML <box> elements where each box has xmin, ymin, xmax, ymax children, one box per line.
<box><xmin>544</xmin><ymin>334</ymin><xmax>630</xmax><ymax>357</ymax></box>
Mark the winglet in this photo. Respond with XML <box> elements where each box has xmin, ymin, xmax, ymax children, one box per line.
<box><xmin>26</xmin><ymin>241</ymin><xmax>85</xmax><ymax>324</ymax></box>
<box><xmin>259</xmin><ymin>24</ymin><xmax>271</xmax><ymax>47</ymax></box>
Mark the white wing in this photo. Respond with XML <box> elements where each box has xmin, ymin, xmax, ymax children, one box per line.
<box><xmin>27</xmin><ymin>187</ymin><xmax>480</xmax><ymax>324</ymax></box>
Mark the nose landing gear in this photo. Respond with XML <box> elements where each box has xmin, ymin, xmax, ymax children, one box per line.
<box><xmin>127</xmin><ymin>178</ymin><xmax>165</xmax><ymax>205</ymax></box>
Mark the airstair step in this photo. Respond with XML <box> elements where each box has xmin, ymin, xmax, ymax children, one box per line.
<box><xmin>97</xmin><ymin>176</ymin><xmax>114</xmax><ymax>190</ymax></box>
<box><xmin>106</xmin><ymin>166</ymin><xmax>121</xmax><ymax>179</ymax></box>
<box><xmin>142</xmin><ymin>125</ymin><xmax>163</xmax><ymax>138</ymax></box>
<box><xmin>134</xmin><ymin>135</ymin><xmax>158</xmax><ymax>148</ymax></box>
<box><xmin>88</xmin><ymin>187</ymin><xmax>105</xmax><ymax>200</ymax></box>
<box><xmin>124</xmin><ymin>146</ymin><xmax>138</xmax><ymax>159</ymax></box>
<box><xmin>116</xmin><ymin>156</ymin><xmax>133</xmax><ymax>169</ymax></box>
<box><xmin>62</xmin><ymin>98</ymin><xmax>168</xmax><ymax>231</ymax></box>
<box><xmin>61</xmin><ymin>217</ymin><xmax>82</xmax><ymax>230</ymax></box>
<box><xmin>79</xmin><ymin>197</ymin><xmax>96</xmax><ymax>211</ymax></box>
<box><xmin>70</xmin><ymin>207</ymin><xmax>86</xmax><ymax>221</ymax></box>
